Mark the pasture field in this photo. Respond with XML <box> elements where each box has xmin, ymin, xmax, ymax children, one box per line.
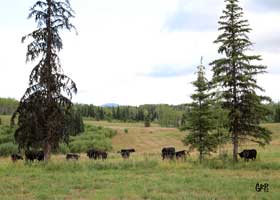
<box><xmin>85</xmin><ymin>119</ymin><xmax>185</xmax><ymax>153</ymax></box>
<box><xmin>0</xmin><ymin>117</ymin><xmax>279</xmax><ymax>199</ymax></box>
<box><xmin>0</xmin><ymin>155</ymin><xmax>279</xmax><ymax>200</ymax></box>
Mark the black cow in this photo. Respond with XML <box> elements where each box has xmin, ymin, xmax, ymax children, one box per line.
<box><xmin>121</xmin><ymin>151</ymin><xmax>130</xmax><ymax>159</ymax></box>
<box><xmin>37</xmin><ymin>151</ymin><xmax>44</xmax><ymax>161</ymax></box>
<box><xmin>11</xmin><ymin>154</ymin><xmax>23</xmax><ymax>162</ymax></box>
<box><xmin>122</xmin><ymin>149</ymin><xmax>135</xmax><ymax>153</ymax></box>
<box><xmin>162</xmin><ymin>147</ymin><xmax>175</xmax><ymax>160</ymax></box>
<box><xmin>118</xmin><ymin>149</ymin><xmax>135</xmax><ymax>159</ymax></box>
<box><xmin>239</xmin><ymin>149</ymin><xmax>257</xmax><ymax>161</ymax></box>
<box><xmin>87</xmin><ymin>149</ymin><xmax>97</xmax><ymax>159</ymax></box>
<box><xmin>87</xmin><ymin>149</ymin><xmax>100</xmax><ymax>159</ymax></box>
<box><xmin>25</xmin><ymin>150</ymin><xmax>44</xmax><ymax>162</ymax></box>
<box><xmin>175</xmin><ymin>150</ymin><xmax>187</xmax><ymax>160</ymax></box>
<box><xmin>66</xmin><ymin>153</ymin><xmax>80</xmax><ymax>160</ymax></box>
<box><xmin>87</xmin><ymin>149</ymin><xmax>108</xmax><ymax>160</ymax></box>
<box><xmin>100</xmin><ymin>151</ymin><xmax>108</xmax><ymax>160</ymax></box>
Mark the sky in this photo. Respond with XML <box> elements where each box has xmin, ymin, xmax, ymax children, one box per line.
<box><xmin>0</xmin><ymin>0</ymin><xmax>279</xmax><ymax>106</ymax></box>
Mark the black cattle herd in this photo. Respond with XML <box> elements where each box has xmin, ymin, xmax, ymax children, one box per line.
<box><xmin>10</xmin><ymin>147</ymin><xmax>257</xmax><ymax>162</ymax></box>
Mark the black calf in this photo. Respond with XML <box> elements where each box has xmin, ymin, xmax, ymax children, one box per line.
<box><xmin>123</xmin><ymin>149</ymin><xmax>135</xmax><ymax>153</ymax></box>
<box><xmin>11</xmin><ymin>154</ymin><xmax>23</xmax><ymax>162</ymax></box>
<box><xmin>121</xmin><ymin>151</ymin><xmax>130</xmax><ymax>159</ymax></box>
<box><xmin>87</xmin><ymin>149</ymin><xmax>108</xmax><ymax>160</ymax></box>
<box><xmin>66</xmin><ymin>153</ymin><xmax>80</xmax><ymax>160</ymax></box>
<box><xmin>100</xmin><ymin>151</ymin><xmax>108</xmax><ymax>160</ymax></box>
<box><xmin>87</xmin><ymin>149</ymin><xmax>97</xmax><ymax>159</ymax></box>
<box><xmin>25</xmin><ymin>150</ymin><xmax>44</xmax><ymax>162</ymax></box>
<box><xmin>118</xmin><ymin>149</ymin><xmax>135</xmax><ymax>159</ymax></box>
<box><xmin>37</xmin><ymin>151</ymin><xmax>44</xmax><ymax>161</ymax></box>
<box><xmin>175</xmin><ymin>150</ymin><xmax>187</xmax><ymax>160</ymax></box>
<box><xmin>162</xmin><ymin>147</ymin><xmax>175</xmax><ymax>160</ymax></box>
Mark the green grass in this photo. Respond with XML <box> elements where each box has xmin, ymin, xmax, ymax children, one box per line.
<box><xmin>0</xmin><ymin>156</ymin><xmax>279</xmax><ymax>200</ymax></box>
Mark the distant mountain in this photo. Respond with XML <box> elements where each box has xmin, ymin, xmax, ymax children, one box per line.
<box><xmin>101</xmin><ymin>103</ymin><xmax>119</xmax><ymax>108</ymax></box>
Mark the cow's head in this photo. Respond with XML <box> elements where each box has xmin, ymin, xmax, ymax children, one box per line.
<box><xmin>238</xmin><ymin>152</ymin><xmax>244</xmax><ymax>158</ymax></box>
<box><xmin>129</xmin><ymin>149</ymin><xmax>135</xmax><ymax>153</ymax></box>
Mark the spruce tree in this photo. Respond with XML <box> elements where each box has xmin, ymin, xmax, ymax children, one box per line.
<box><xmin>274</xmin><ymin>102</ymin><xmax>280</xmax><ymax>123</ymax></box>
<box><xmin>212</xmin><ymin>92</ymin><xmax>230</xmax><ymax>155</ymax></box>
<box><xmin>183</xmin><ymin>59</ymin><xmax>217</xmax><ymax>163</ymax></box>
<box><xmin>210</xmin><ymin>0</ymin><xmax>272</xmax><ymax>162</ymax></box>
<box><xmin>11</xmin><ymin>0</ymin><xmax>77</xmax><ymax>161</ymax></box>
<box><xmin>144</xmin><ymin>113</ymin><xmax>151</xmax><ymax>127</ymax></box>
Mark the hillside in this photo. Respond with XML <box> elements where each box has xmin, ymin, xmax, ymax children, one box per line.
<box><xmin>2</xmin><ymin>115</ymin><xmax>280</xmax><ymax>160</ymax></box>
<box><xmin>85</xmin><ymin>120</ymin><xmax>280</xmax><ymax>163</ymax></box>
<box><xmin>84</xmin><ymin>120</ymin><xmax>186</xmax><ymax>153</ymax></box>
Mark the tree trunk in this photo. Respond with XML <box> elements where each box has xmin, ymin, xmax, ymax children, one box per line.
<box><xmin>44</xmin><ymin>141</ymin><xmax>52</xmax><ymax>161</ymax></box>
<box><xmin>44</xmin><ymin>0</ymin><xmax>52</xmax><ymax>163</ymax></box>
<box><xmin>233</xmin><ymin>132</ymin><xmax>238</xmax><ymax>162</ymax></box>
<box><xmin>199</xmin><ymin>150</ymin><xmax>202</xmax><ymax>163</ymax></box>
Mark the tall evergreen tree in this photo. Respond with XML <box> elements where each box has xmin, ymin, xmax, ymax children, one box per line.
<box><xmin>182</xmin><ymin>59</ymin><xmax>217</xmax><ymax>163</ymax></box>
<box><xmin>210</xmin><ymin>0</ymin><xmax>271</xmax><ymax>162</ymax></box>
<box><xmin>144</xmin><ymin>111</ymin><xmax>151</xmax><ymax>127</ymax></box>
<box><xmin>212</xmin><ymin>92</ymin><xmax>230</xmax><ymax>155</ymax></box>
<box><xmin>11</xmin><ymin>0</ymin><xmax>77</xmax><ymax>161</ymax></box>
<box><xmin>274</xmin><ymin>102</ymin><xmax>280</xmax><ymax>123</ymax></box>
<box><xmin>64</xmin><ymin>109</ymin><xmax>84</xmax><ymax>137</ymax></box>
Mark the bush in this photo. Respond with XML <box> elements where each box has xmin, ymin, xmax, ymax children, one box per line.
<box><xmin>124</xmin><ymin>128</ymin><xmax>128</xmax><ymax>133</ymax></box>
<box><xmin>68</xmin><ymin>140</ymin><xmax>89</xmax><ymax>153</ymax></box>
<box><xmin>66</xmin><ymin>124</ymin><xmax>116</xmax><ymax>153</ymax></box>
<box><xmin>0</xmin><ymin>125</ymin><xmax>16</xmax><ymax>144</ymax></box>
<box><xmin>0</xmin><ymin>123</ymin><xmax>116</xmax><ymax>155</ymax></box>
<box><xmin>0</xmin><ymin>142</ymin><xmax>18</xmax><ymax>156</ymax></box>
<box><xmin>0</xmin><ymin>134</ymin><xmax>14</xmax><ymax>144</ymax></box>
<box><xmin>53</xmin><ymin>143</ymin><xmax>70</xmax><ymax>154</ymax></box>
<box><xmin>144</xmin><ymin>119</ymin><xmax>150</xmax><ymax>127</ymax></box>
<box><xmin>68</xmin><ymin>137</ymin><xmax>113</xmax><ymax>153</ymax></box>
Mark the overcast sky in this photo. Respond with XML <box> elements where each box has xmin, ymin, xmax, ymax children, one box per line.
<box><xmin>0</xmin><ymin>0</ymin><xmax>279</xmax><ymax>106</ymax></box>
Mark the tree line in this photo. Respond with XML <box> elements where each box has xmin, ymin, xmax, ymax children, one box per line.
<box><xmin>75</xmin><ymin>103</ymin><xmax>185</xmax><ymax>127</ymax></box>
<box><xmin>2</xmin><ymin>97</ymin><xmax>280</xmax><ymax>125</ymax></box>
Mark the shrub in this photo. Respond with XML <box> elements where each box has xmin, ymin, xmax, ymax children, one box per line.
<box><xmin>0</xmin><ymin>142</ymin><xmax>18</xmax><ymax>156</ymax></box>
<box><xmin>68</xmin><ymin>140</ymin><xmax>89</xmax><ymax>153</ymax></box>
<box><xmin>144</xmin><ymin>119</ymin><xmax>150</xmax><ymax>127</ymax></box>
<box><xmin>66</xmin><ymin>124</ymin><xmax>116</xmax><ymax>153</ymax></box>
<box><xmin>0</xmin><ymin>125</ymin><xmax>16</xmax><ymax>144</ymax></box>
<box><xmin>124</xmin><ymin>128</ymin><xmax>128</xmax><ymax>133</ymax></box>
<box><xmin>53</xmin><ymin>143</ymin><xmax>70</xmax><ymax>154</ymax></box>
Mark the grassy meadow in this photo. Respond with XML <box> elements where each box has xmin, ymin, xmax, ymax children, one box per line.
<box><xmin>0</xmin><ymin>116</ymin><xmax>279</xmax><ymax>199</ymax></box>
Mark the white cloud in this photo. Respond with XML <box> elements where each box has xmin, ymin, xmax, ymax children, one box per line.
<box><xmin>0</xmin><ymin>0</ymin><xmax>279</xmax><ymax>106</ymax></box>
